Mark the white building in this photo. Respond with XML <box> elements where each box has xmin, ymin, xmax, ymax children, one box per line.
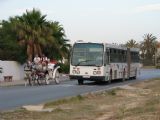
<box><xmin>0</xmin><ymin>60</ymin><xmax>24</xmax><ymax>81</ymax></box>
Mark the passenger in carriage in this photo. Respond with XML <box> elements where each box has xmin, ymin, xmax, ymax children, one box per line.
<box><xmin>41</xmin><ymin>54</ymin><xmax>48</xmax><ymax>66</ymax></box>
<box><xmin>40</xmin><ymin>54</ymin><xmax>49</xmax><ymax>75</ymax></box>
<box><xmin>41</xmin><ymin>54</ymin><xmax>50</xmax><ymax>84</ymax></box>
<box><xmin>33</xmin><ymin>54</ymin><xmax>42</xmax><ymax>71</ymax></box>
<box><xmin>34</xmin><ymin>54</ymin><xmax>41</xmax><ymax>65</ymax></box>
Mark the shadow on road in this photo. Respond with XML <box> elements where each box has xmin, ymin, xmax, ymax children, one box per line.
<box><xmin>81</xmin><ymin>78</ymin><xmax>136</xmax><ymax>86</ymax></box>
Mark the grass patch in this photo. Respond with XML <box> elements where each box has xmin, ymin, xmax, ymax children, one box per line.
<box><xmin>45</xmin><ymin>95</ymin><xmax>85</xmax><ymax>108</ymax></box>
<box><xmin>150</xmin><ymin>77</ymin><xmax>160</xmax><ymax>80</ymax></box>
<box><xmin>107</xmin><ymin>89</ymin><xmax>117</xmax><ymax>96</ymax></box>
<box><xmin>142</xmin><ymin>66</ymin><xmax>156</xmax><ymax>69</ymax></box>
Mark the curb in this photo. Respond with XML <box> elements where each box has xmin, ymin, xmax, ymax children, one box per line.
<box><xmin>0</xmin><ymin>74</ymin><xmax>70</xmax><ymax>87</ymax></box>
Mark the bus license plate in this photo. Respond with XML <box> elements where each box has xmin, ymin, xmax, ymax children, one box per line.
<box><xmin>83</xmin><ymin>75</ymin><xmax>90</xmax><ymax>78</ymax></box>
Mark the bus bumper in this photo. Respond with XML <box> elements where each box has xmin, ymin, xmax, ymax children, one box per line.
<box><xmin>69</xmin><ymin>75</ymin><xmax>105</xmax><ymax>81</ymax></box>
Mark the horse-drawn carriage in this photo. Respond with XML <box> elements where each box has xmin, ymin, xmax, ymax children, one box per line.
<box><xmin>24</xmin><ymin>61</ymin><xmax>60</xmax><ymax>86</ymax></box>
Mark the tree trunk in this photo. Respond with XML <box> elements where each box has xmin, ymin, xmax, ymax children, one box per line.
<box><xmin>27</xmin><ymin>45</ymin><xmax>33</xmax><ymax>61</ymax></box>
<box><xmin>37</xmin><ymin>44</ymin><xmax>42</xmax><ymax>57</ymax></box>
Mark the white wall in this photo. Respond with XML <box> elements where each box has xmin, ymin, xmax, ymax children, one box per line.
<box><xmin>0</xmin><ymin>60</ymin><xmax>24</xmax><ymax>81</ymax></box>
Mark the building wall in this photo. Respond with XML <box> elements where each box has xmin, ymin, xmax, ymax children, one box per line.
<box><xmin>0</xmin><ymin>60</ymin><xmax>24</xmax><ymax>81</ymax></box>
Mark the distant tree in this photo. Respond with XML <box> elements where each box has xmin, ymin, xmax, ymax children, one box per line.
<box><xmin>140</xmin><ymin>33</ymin><xmax>157</xmax><ymax>65</ymax></box>
<box><xmin>125</xmin><ymin>39</ymin><xmax>139</xmax><ymax>48</ymax></box>
<box><xmin>0</xmin><ymin>20</ymin><xmax>27</xmax><ymax>63</ymax></box>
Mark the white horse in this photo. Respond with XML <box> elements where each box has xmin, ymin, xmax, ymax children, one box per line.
<box><xmin>24</xmin><ymin>61</ymin><xmax>33</xmax><ymax>86</ymax></box>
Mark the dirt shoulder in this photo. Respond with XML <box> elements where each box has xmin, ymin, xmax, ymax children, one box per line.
<box><xmin>1</xmin><ymin>79</ymin><xmax>160</xmax><ymax>120</ymax></box>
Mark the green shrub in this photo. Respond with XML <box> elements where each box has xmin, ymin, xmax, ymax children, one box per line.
<box><xmin>156</xmin><ymin>65</ymin><xmax>160</xmax><ymax>69</ymax></box>
<box><xmin>59</xmin><ymin>63</ymin><xmax>69</xmax><ymax>74</ymax></box>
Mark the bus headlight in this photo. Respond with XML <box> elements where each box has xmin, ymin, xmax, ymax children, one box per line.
<box><xmin>72</xmin><ymin>70</ymin><xmax>77</xmax><ymax>74</ymax></box>
<box><xmin>72</xmin><ymin>70</ymin><xmax>80</xmax><ymax>74</ymax></box>
<box><xmin>93</xmin><ymin>71</ymin><xmax>101</xmax><ymax>75</ymax></box>
<box><xmin>93</xmin><ymin>71</ymin><xmax>97</xmax><ymax>75</ymax></box>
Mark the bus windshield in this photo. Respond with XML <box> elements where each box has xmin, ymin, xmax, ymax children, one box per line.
<box><xmin>71</xmin><ymin>43</ymin><xmax>104</xmax><ymax>66</ymax></box>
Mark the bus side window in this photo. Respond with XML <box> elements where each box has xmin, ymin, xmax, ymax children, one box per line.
<box><xmin>104</xmin><ymin>48</ymin><xmax>110</xmax><ymax>65</ymax></box>
<box><xmin>110</xmin><ymin>49</ymin><xmax>113</xmax><ymax>63</ymax></box>
<box><xmin>122</xmin><ymin>50</ymin><xmax>126</xmax><ymax>62</ymax></box>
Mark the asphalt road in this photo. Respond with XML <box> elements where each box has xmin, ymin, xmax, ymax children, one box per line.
<box><xmin>0</xmin><ymin>69</ymin><xmax>160</xmax><ymax>111</ymax></box>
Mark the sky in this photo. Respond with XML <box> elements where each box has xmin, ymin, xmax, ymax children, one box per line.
<box><xmin>0</xmin><ymin>0</ymin><xmax>160</xmax><ymax>44</ymax></box>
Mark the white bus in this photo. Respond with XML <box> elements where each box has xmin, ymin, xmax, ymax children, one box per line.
<box><xmin>69</xmin><ymin>41</ymin><xmax>140</xmax><ymax>85</ymax></box>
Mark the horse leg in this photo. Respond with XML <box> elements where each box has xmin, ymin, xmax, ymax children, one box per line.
<box><xmin>37</xmin><ymin>77</ymin><xmax>41</xmax><ymax>85</ymax></box>
<box><xmin>35</xmin><ymin>74</ymin><xmax>40</xmax><ymax>85</ymax></box>
<box><xmin>45</xmin><ymin>74</ymin><xmax>49</xmax><ymax>85</ymax></box>
<box><xmin>28</xmin><ymin>78</ymin><xmax>32</xmax><ymax>86</ymax></box>
<box><xmin>28</xmin><ymin>77</ymin><xmax>31</xmax><ymax>86</ymax></box>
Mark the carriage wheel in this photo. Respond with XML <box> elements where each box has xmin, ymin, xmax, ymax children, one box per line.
<box><xmin>55</xmin><ymin>70</ymin><xmax>60</xmax><ymax>84</ymax></box>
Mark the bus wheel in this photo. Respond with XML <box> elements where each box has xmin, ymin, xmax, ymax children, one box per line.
<box><xmin>133</xmin><ymin>76</ymin><xmax>136</xmax><ymax>79</ymax></box>
<box><xmin>108</xmin><ymin>79</ymin><xmax>111</xmax><ymax>84</ymax></box>
<box><xmin>78</xmin><ymin>79</ymin><xmax>84</xmax><ymax>85</ymax></box>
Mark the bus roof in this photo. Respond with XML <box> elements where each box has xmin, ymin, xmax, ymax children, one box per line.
<box><xmin>75</xmin><ymin>40</ymin><xmax>104</xmax><ymax>44</ymax></box>
<box><xmin>105</xmin><ymin>43</ymin><xmax>139</xmax><ymax>52</ymax></box>
<box><xmin>74</xmin><ymin>41</ymin><xmax>139</xmax><ymax>52</ymax></box>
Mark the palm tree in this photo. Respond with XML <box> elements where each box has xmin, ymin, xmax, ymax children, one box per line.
<box><xmin>45</xmin><ymin>21</ymin><xmax>71</xmax><ymax>61</ymax></box>
<box><xmin>125</xmin><ymin>39</ymin><xmax>139</xmax><ymax>48</ymax></box>
<box><xmin>140</xmin><ymin>33</ymin><xmax>157</xmax><ymax>65</ymax></box>
<box><xmin>1</xmin><ymin>8</ymin><xmax>70</xmax><ymax>63</ymax></box>
<box><xmin>12</xmin><ymin>8</ymin><xmax>54</xmax><ymax>61</ymax></box>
